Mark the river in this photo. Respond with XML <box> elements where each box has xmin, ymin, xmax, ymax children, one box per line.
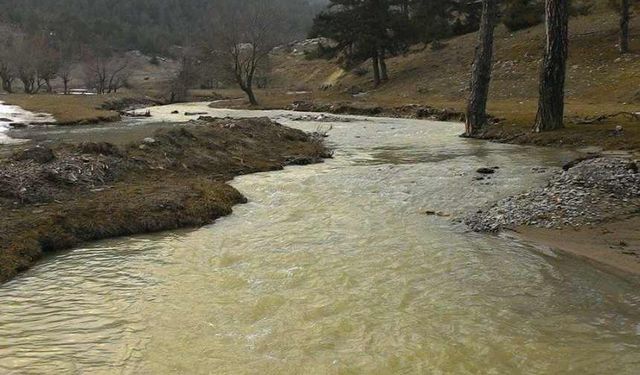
<box><xmin>0</xmin><ymin>101</ymin><xmax>55</xmax><ymax>145</ymax></box>
<box><xmin>0</xmin><ymin>104</ymin><xmax>639</xmax><ymax>374</ymax></box>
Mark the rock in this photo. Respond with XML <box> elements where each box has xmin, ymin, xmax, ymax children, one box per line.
<box><xmin>477</xmin><ymin>167</ymin><xmax>496</xmax><ymax>175</ymax></box>
<box><xmin>143</xmin><ymin>137</ymin><xmax>156</xmax><ymax>144</ymax></box>
<box><xmin>0</xmin><ymin>118</ymin><xmax>12</xmax><ymax>122</ymax></box>
<box><xmin>424</xmin><ymin>211</ymin><xmax>450</xmax><ymax>217</ymax></box>
<box><xmin>171</xmin><ymin>110</ymin><xmax>179</xmax><ymax>114</ymax></box>
<box><xmin>185</xmin><ymin>112</ymin><xmax>208</xmax><ymax>116</ymax></box>
<box><xmin>9</xmin><ymin>123</ymin><xmax>27</xmax><ymax>129</ymax></box>
<box><xmin>628</xmin><ymin>162</ymin><xmax>638</xmax><ymax>174</ymax></box>
<box><xmin>614</xmin><ymin>125</ymin><xmax>624</xmax><ymax>136</ymax></box>
<box><xmin>13</xmin><ymin>146</ymin><xmax>55</xmax><ymax>164</ymax></box>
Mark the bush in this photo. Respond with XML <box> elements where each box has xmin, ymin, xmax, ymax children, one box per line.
<box><xmin>149</xmin><ymin>55</ymin><xmax>160</xmax><ymax>65</ymax></box>
<box><xmin>502</xmin><ymin>0</ymin><xmax>544</xmax><ymax>32</ymax></box>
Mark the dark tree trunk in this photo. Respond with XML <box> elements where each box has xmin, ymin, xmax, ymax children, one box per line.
<box><xmin>21</xmin><ymin>78</ymin><xmax>35</xmax><ymax>94</ymax></box>
<box><xmin>244</xmin><ymin>86</ymin><xmax>258</xmax><ymax>106</ymax></box>
<box><xmin>465</xmin><ymin>0</ymin><xmax>498</xmax><ymax>137</ymax></box>
<box><xmin>63</xmin><ymin>78</ymin><xmax>69</xmax><ymax>95</ymax></box>
<box><xmin>533</xmin><ymin>0</ymin><xmax>569</xmax><ymax>133</ymax></box>
<box><xmin>620</xmin><ymin>0</ymin><xmax>630</xmax><ymax>54</ymax></box>
<box><xmin>1</xmin><ymin>79</ymin><xmax>12</xmax><ymax>93</ymax></box>
<box><xmin>379</xmin><ymin>49</ymin><xmax>389</xmax><ymax>82</ymax></box>
<box><xmin>372</xmin><ymin>54</ymin><xmax>381</xmax><ymax>87</ymax></box>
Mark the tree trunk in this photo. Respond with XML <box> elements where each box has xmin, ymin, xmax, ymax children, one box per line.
<box><xmin>379</xmin><ymin>49</ymin><xmax>389</xmax><ymax>82</ymax></box>
<box><xmin>620</xmin><ymin>0</ymin><xmax>630</xmax><ymax>54</ymax></box>
<box><xmin>44</xmin><ymin>79</ymin><xmax>52</xmax><ymax>93</ymax></box>
<box><xmin>372</xmin><ymin>54</ymin><xmax>381</xmax><ymax>87</ymax></box>
<box><xmin>63</xmin><ymin>78</ymin><xmax>69</xmax><ymax>95</ymax></box>
<box><xmin>533</xmin><ymin>0</ymin><xmax>569</xmax><ymax>133</ymax></box>
<box><xmin>244</xmin><ymin>87</ymin><xmax>258</xmax><ymax>106</ymax></box>
<box><xmin>465</xmin><ymin>0</ymin><xmax>498</xmax><ymax>137</ymax></box>
<box><xmin>1</xmin><ymin>79</ymin><xmax>12</xmax><ymax>93</ymax></box>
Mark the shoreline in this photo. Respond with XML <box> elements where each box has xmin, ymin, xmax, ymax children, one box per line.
<box><xmin>3</xmin><ymin>95</ymin><xmax>640</xmax><ymax>283</ymax></box>
<box><xmin>512</xmin><ymin>217</ymin><xmax>640</xmax><ymax>283</ymax></box>
<box><xmin>465</xmin><ymin>156</ymin><xmax>640</xmax><ymax>281</ymax></box>
<box><xmin>0</xmin><ymin>117</ymin><xmax>330</xmax><ymax>284</ymax></box>
<box><xmin>215</xmin><ymin>97</ymin><xmax>640</xmax><ymax>280</ymax></box>
<box><xmin>209</xmin><ymin>95</ymin><xmax>640</xmax><ymax>152</ymax></box>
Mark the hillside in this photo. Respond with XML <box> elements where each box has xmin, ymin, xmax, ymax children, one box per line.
<box><xmin>0</xmin><ymin>0</ymin><xmax>322</xmax><ymax>54</ymax></box>
<box><xmin>261</xmin><ymin>9</ymin><xmax>640</xmax><ymax>150</ymax></box>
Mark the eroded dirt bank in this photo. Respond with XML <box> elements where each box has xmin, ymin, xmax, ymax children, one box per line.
<box><xmin>0</xmin><ymin>117</ymin><xmax>329</xmax><ymax>283</ymax></box>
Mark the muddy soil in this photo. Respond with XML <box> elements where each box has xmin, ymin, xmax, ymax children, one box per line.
<box><xmin>0</xmin><ymin>117</ymin><xmax>329</xmax><ymax>283</ymax></box>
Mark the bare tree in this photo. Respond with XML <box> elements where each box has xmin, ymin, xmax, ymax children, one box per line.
<box><xmin>533</xmin><ymin>0</ymin><xmax>569</xmax><ymax>133</ymax></box>
<box><xmin>58</xmin><ymin>59</ymin><xmax>74</xmax><ymax>95</ymax></box>
<box><xmin>0</xmin><ymin>25</ymin><xmax>18</xmax><ymax>93</ymax></box>
<box><xmin>0</xmin><ymin>60</ymin><xmax>14</xmax><ymax>93</ymax></box>
<box><xmin>6</xmin><ymin>35</ymin><xmax>61</xmax><ymax>94</ymax></box>
<box><xmin>14</xmin><ymin>38</ymin><xmax>38</xmax><ymax>94</ymax></box>
<box><xmin>212</xmin><ymin>0</ymin><xmax>286</xmax><ymax>105</ymax></box>
<box><xmin>166</xmin><ymin>46</ymin><xmax>201</xmax><ymax>103</ymax></box>
<box><xmin>33</xmin><ymin>37</ymin><xmax>61</xmax><ymax>93</ymax></box>
<box><xmin>465</xmin><ymin>0</ymin><xmax>498</xmax><ymax>137</ymax></box>
<box><xmin>84</xmin><ymin>51</ymin><xmax>130</xmax><ymax>94</ymax></box>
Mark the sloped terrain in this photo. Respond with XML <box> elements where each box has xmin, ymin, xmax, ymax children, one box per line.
<box><xmin>263</xmin><ymin>9</ymin><xmax>640</xmax><ymax>151</ymax></box>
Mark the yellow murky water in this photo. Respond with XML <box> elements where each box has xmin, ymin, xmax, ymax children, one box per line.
<box><xmin>1</xmin><ymin>106</ymin><xmax>639</xmax><ymax>374</ymax></box>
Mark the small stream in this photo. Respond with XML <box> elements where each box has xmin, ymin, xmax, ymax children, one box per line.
<box><xmin>0</xmin><ymin>104</ymin><xmax>639</xmax><ymax>374</ymax></box>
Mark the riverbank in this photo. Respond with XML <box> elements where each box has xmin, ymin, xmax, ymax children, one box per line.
<box><xmin>0</xmin><ymin>94</ymin><xmax>163</xmax><ymax>125</ymax></box>
<box><xmin>208</xmin><ymin>91</ymin><xmax>640</xmax><ymax>152</ymax></box>
<box><xmin>514</xmin><ymin>217</ymin><xmax>640</xmax><ymax>281</ymax></box>
<box><xmin>465</xmin><ymin>156</ymin><xmax>640</xmax><ymax>280</ymax></box>
<box><xmin>0</xmin><ymin>117</ymin><xmax>329</xmax><ymax>283</ymax></box>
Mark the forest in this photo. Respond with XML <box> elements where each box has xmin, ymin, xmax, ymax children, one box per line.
<box><xmin>0</xmin><ymin>0</ymin><xmax>326</xmax><ymax>54</ymax></box>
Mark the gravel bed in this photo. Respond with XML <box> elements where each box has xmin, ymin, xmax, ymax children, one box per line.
<box><xmin>465</xmin><ymin>157</ymin><xmax>640</xmax><ymax>232</ymax></box>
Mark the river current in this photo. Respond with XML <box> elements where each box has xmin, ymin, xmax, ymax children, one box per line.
<box><xmin>0</xmin><ymin>105</ymin><xmax>639</xmax><ymax>374</ymax></box>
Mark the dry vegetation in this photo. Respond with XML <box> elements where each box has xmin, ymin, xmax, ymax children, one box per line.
<box><xmin>0</xmin><ymin>117</ymin><xmax>329</xmax><ymax>282</ymax></box>
<box><xmin>255</xmin><ymin>10</ymin><xmax>640</xmax><ymax>151</ymax></box>
<box><xmin>1</xmin><ymin>94</ymin><xmax>122</xmax><ymax>124</ymax></box>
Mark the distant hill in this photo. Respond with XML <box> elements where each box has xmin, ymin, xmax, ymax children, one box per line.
<box><xmin>0</xmin><ymin>0</ymin><xmax>324</xmax><ymax>55</ymax></box>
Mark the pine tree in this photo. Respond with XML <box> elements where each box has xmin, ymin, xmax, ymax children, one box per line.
<box><xmin>533</xmin><ymin>0</ymin><xmax>569</xmax><ymax>132</ymax></box>
<box><xmin>465</xmin><ymin>0</ymin><xmax>498</xmax><ymax>137</ymax></box>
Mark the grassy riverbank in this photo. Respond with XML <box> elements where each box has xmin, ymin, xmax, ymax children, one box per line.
<box><xmin>0</xmin><ymin>117</ymin><xmax>329</xmax><ymax>283</ymax></box>
<box><xmin>1</xmin><ymin>94</ymin><xmax>123</xmax><ymax>124</ymax></box>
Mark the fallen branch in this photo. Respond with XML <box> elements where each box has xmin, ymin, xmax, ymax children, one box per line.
<box><xmin>569</xmin><ymin>111</ymin><xmax>640</xmax><ymax>125</ymax></box>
